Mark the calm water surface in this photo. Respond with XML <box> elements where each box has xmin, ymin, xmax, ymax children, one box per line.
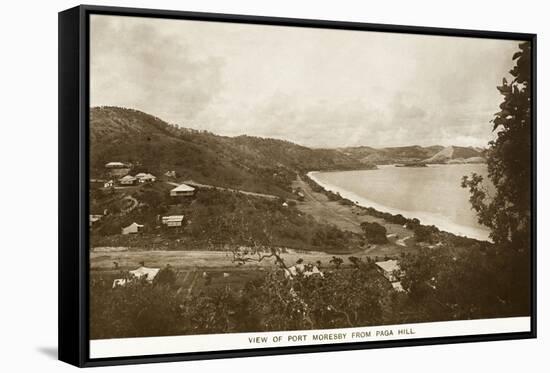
<box><xmin>310</xmin><ymin>164</ymin><xmax>491</xmax><ymax>241</ymax></box>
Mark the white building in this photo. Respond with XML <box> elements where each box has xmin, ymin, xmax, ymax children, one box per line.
<box><xmin>129</xmin><ymin>266</ymin><xmax>160</xmax><ymax>282</ymax></box>
<box><xmin>121</xmin><ymin>222</ymin><xmax>144</xmax><ymax>235</ymax></box>
<box><xmin>119</xmin><ymin>175</ymin><xmax>137</xmax><ymax>185</ymax></box>
<box><xmin>375</xmin><ymin>259</ymin><xmax>405</xmax><ymax>292</ymax></box>
<box><xmin>135</xmin><ymin>173</ymin><xmax>156</xmax><ymax>183</ymax></box>
<box><xmin>105</xmin><ymin>162</ymin><xmax>130</xmax><ymax>177</ymax></box>
<box><xmin>161</xmin><ymin>215</ymin><xmax>185</xmax><ymax>227</ymax></box>
<box><xmin>170</xmin><ymin>183</ymin><xmax>196</xmax><ymax>197</ymax></box>
<box><xmin>105</xmin><ymin>161</ymin><xmax>126</xmax><ymax>168</ymax></box>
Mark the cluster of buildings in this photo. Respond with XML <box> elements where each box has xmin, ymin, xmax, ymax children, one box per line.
<box><xmin>97</xmin><ymin>161</ymin><xmax>199</xmax><ymax>235</ymax></box>
<box><xmin>120</xmin><ymin>214</ymin><xmax>186</xmax><ymax>235</ymax></box>
<box><xmin>103</xmin><ymin>161</ymin><xmax>157</xmax><ymax>187</ymax></box>
<box><xmin>118</xmin><ymin>173</ymin><xmax>157</xmax><ymax>186</ymax></box>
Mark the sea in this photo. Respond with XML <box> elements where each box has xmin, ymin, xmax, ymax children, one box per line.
<box><xmin>309</xmin><ymin>164</ymin><xmax>491</xmax><ymax>241</ymax></box>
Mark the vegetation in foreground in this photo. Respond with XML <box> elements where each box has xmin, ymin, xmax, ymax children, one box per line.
<box><xmin>91</xmin><ymin>240</ymin><xmax>527</xmax><ymax>339</ymax></box>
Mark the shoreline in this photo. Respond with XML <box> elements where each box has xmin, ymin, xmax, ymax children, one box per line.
<box><xmin>307</xmin><ymin>170</ymin><xmax>491</xmax><ymax>242</ymax></box>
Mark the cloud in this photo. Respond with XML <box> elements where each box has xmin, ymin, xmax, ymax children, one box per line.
<box><xmin>90</xmin><ymin>15</ymin><xmax>522</xmax><ymax>148</ymax></box>
<box><xmin>90</xmin><ymin>15</ymin><xmax>224</xmax><ymax>123</ymax></box>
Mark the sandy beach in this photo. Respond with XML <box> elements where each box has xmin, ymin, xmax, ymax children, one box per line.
<box><xmin>307</xmin><ymin>170</ymin><xmax>491</xmax><ymax>241</ymax></box>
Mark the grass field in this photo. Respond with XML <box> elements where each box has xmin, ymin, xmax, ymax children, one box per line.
<box><xmin>292</xmin><ymin>175</ymin><xmax>417</xmax><ymax>257</ymax></box>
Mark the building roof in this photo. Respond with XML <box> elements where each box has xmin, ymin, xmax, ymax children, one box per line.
<box><xmin>124</xmin><ymin>222</ymin><xmax>144</xmax><ymax>229</ymax></box>
<box><xmin>171</xmin><ymin>183</ymin><xmax>195</xmax><ymax>192</ymax></box>
<box><xmin>105</xmin><ymin>162</ymin><xmax>126</xmax><ymax>168</ymax></box>
<box><xmin>375</xmin><ymin>259</ymin><xmax>400</xmax><ymax>273</ymax></box>
<box><xmin>119</xmin><ymin>175</ymin><xmax>137</xmax><ymax>181</ymax></box>
<box><xmin>129</xmin><ymin>266</ymin><xmax>160</xmax><ymax>281</ymax></box>
<box><xmin>136</xmin><ymin>173</ymin><xmax>156</xmax><ymax>180</ymax></box>
<box><xmin>163</xmin><ymin>215</ymin><xmax>185</xmax><ymax>222</ymax></box>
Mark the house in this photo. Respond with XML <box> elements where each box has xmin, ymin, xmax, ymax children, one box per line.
<box><xmin>119</xmin><ymin>175</ymin><xmax>137</xmax><ymax>185</ymax></box>
<box><xmin>112</xmin><ymin>266</ymin><xmax>160</xmax><ymax>287</ymax></box>
<box><xmin>135</xmin><ymin>173</ymin><xmax>157</xmax><ymax>183</ymax></box>
<box><xmin>103</xmin><ymin>180</ymin><xmax>114</xmax><ymax>188</ymax></box>
<box><xmin>129</xmin><ymin>266</ymin><xmax>160</xmax><ymax>282</ymax></box>
<box><xmin>375</xmin><ymin>259</ymin><xmax>405</xmax><ymax>292</ymax></box>
<box><xmin>170</xmin><ymin>183</ymin><xmax>196</xmax><ymax>197</ymax></box>
<box><xmin>375</xmin><ymin>259</ymin><xmax>401</xmax><ymax>282</ymax></box>
<box><xmin>105</xmin><ymin>161</ymin><xmax>125</xmax><ymax>168</ymax></box>
<box><xmin>121</xmin><ymin>222</ymin><xmax>144</xmax><ymax>235</ymax></box>
<box><xmin>161</xmin><ymin>215</ymin><xmax>185</xmax><ymax>227</ymax></box>
<box><xmin>105</xmin><ymin>162</ymin><xmax>130</xmax><ymax>177</ymax></box>
<box><xmin>165</xmin><ymin>170</ymin><xmax>177</xmax><ymax>178</ymax></box>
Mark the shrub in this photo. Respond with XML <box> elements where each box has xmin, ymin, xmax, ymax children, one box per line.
<box><xmin>360</xmin><ymin>221</ymin><xmax>388</xmax><ymax>244</ymax></box>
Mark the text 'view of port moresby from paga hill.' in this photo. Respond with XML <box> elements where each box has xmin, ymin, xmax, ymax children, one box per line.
<box><xmin>88</xmin><ymin>13</ymin><xmax>532</xmax><ymax>351</ymax></box>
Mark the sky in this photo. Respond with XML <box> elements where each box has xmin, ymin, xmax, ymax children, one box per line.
<box><xmin>90</xmin><ymin>15</ymin><xmax>521</xmax><ymax>148</ymax></box>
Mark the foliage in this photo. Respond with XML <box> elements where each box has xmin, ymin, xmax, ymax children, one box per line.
<box><xmin>243</xmin><ymin>264</ymin><xmax>386</xmax><ymax>330</ymax></box>
<box><xmin>360</xmin><ymin>221</ymin><xmax>388</xmax><ymax>244</ymax></box>
<box><xmin>329</xmin><ymin>256</ymin><xmax>344</xmax><ymax>269</ymax></box>
<box><xmin>459</xmin><ymin>42</ymin><xmax>531</xmax><ymax>315</ymax></box>
<box><xmin>153</xmin><ymin>265</ymin><xmax>177</xmax><ymax>287</ymax></box>
<box><xmin>399</xmin><ymin>244</ymin><xmax>529</xmax><ymax>321</ymax></box>
<box><xmin>90</xmin><ymin>258</ymin><xmax>389</xmax><ymax>339</ymax></box>
<box><xmin>461</xmin><ymin>41</ymin><xmax>531</xmax><ymax>250</ymax></box>
<box><xmin>91</xmin><ymin>187</ymin><xmax>362</xmax><ymax>253</ymax></box>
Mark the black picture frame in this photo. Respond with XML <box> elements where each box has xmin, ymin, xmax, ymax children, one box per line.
<box><xmin>58</xmin><ymin>4</ymin><xmax>537</xmax><ymax>368</ymax></box>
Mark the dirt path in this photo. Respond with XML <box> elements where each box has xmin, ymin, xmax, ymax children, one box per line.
<box><xmin>166</xmin><ymin>181</ymin><xmax>279</xmax><ymax>200</ymax></box>
<box><xmin>294</xmin><ymin>175</ymin><xmax>360</xmax><ymax>231</ymax></box>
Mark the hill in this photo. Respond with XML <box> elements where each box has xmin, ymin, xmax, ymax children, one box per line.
<box><xmin>423</xmin><ymin>146</ymin><xmax>485</xmax><ymax>164</ymax></box>
<box><xmin>339</xmin><ymin>144</ymin><xmax>486</xmax><ymax>165</ymax></box>
<box><xmin>338</xmin><ymin>145</ymin><xmax>444</xmax><ymax>165</ymax></box>
<box><xmin>90</xmin><ymin>106</ymin><xmax>374</xmax><ymax>197</ymax></box>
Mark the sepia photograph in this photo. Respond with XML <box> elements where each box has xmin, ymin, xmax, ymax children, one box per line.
<box><xmin>86</xmin><ymin>12</ymin><xmax>533</xmax><ymax>358</ymax></box>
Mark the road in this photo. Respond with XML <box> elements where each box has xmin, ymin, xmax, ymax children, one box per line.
<box><xmin>293</xmin><ymin>175</ymin><xmax>365</xmax><ymax>233</ymax></box>
<box><xmin>166</xmin><ymin>180</ymin><xmax>280</xmax><ymax>200</ymax></box>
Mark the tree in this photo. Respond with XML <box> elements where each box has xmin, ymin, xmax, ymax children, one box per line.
<box><xmin>461</xmin><ymin>41</ymin><xmax>531</xmax><ymax>251</ymax></box>
<box><xmin>360</xmin><ymin>221</ymin><xmax>388</xmax><ymax>244</ymax></box>
<box><xmin>329</xmin><ymin>256</ymin><xmax>343</xmax><ymax>269</ymax></box>
<box><xmin>461</xmin><ymin>42</ymin><xmax>531</xmax><ymax>314</ymax></box>
<box><xmin>153</xmin><ymin>265</ymin><xmax>177</xmax><ymax>287</ymax></box>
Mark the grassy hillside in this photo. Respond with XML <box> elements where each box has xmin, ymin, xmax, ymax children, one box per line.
<box><xmin>339</xmin><ymin>144</ymin><xmax>485</xmax><ymax>165</ymax></box>
<box><xmin>424</xmin><ymin>146</ymin><xmax>485</xmax><ymax>164</ymax></box>
<box><xmin>90</xmin><ymin>106</ymin><xmax>373</xmax><ymax>197</ymax></box>
<box><xmin>91</xmin><ymin>184</ymin><xmax>364</xmax><ymax>253</ymax></box>
<box><xmin>339</xmin><ymin>145</ymin><xmax>444</xmax><ymax>164</ymax></box>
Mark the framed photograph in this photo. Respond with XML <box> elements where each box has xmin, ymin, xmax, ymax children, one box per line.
<box><xmin>58</xmin><ymin>5</ymin><xmax>537</xmax><ymax>367</ymax></box>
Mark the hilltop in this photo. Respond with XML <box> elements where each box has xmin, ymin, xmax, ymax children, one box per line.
<box><xmin>423</xmin><ymin>146</ymin><xmax>486</xmax><ymax>164</ymax></box>
<box><xmin>339</xmin><ymin>144</ymin><xmax>485</xmax><ymax>165</ymax></box>
<box><xmin>90</xmin><ymin>106</ymin><xmax>374</xmax><ymax>198</ymax></box>
<box><xmin>338</xmin><ymin>145</ymin><xmax>444</xmax><ymax>165</ymax></box>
